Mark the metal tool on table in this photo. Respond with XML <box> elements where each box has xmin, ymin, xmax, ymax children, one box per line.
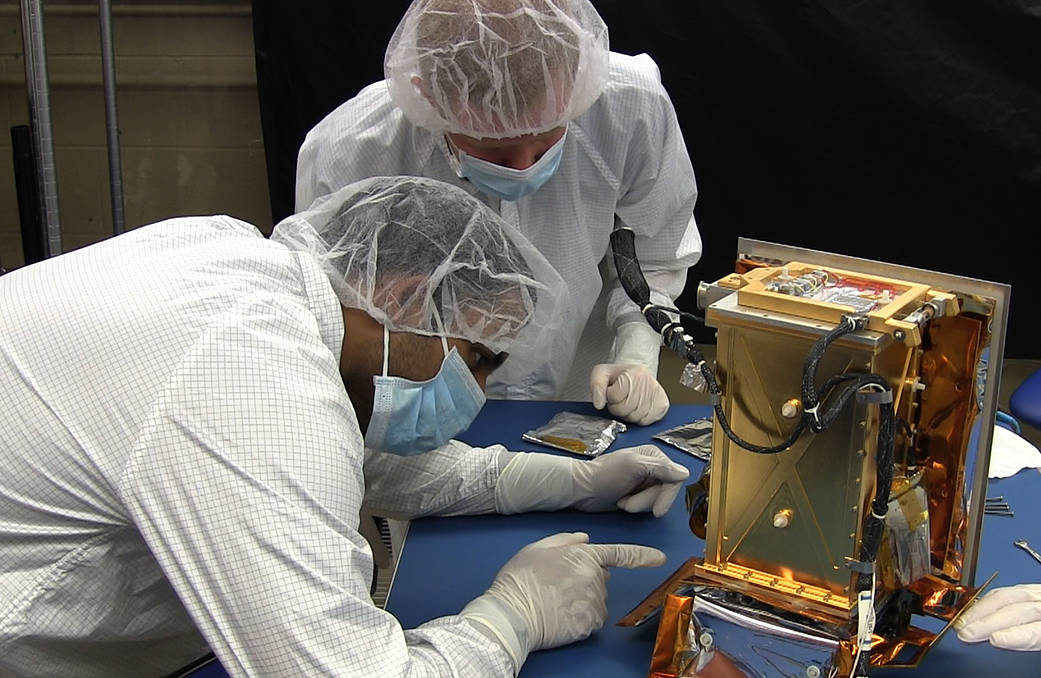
<box><xmin>985</xmin><ymin>496</ymin><xmax>1014</xmax><ymax>517</ymax></box>
<box><xmin>1014</xmin><ymin>539</ymin><xmax>1041</xmax><ymax>566</ymax></box>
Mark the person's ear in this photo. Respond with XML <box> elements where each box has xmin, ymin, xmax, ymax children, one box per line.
<box><xmin>411</xmin><ymin>76</ymin><xmax>428</xmax><ymax>98</ymax></box>
<box><xmin>412</xmin><ymin>75</ymin><xmax>441</xmax><ymax>111</ymax></box>
<box><xmin>373</xmin><ymin>274</ymin><xmax>431</xmax><ymax>327</ymax></box>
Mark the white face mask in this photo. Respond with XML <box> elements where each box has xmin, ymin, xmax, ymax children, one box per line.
<box><xmin>363</xmin><ymin>329</ymin><xmax>486</xmax><ymax>455</ymax></box>
<box><xmin>447</xmin><ymin>127</ymin><xmax>568</xmax><ymax>201</ymax></box>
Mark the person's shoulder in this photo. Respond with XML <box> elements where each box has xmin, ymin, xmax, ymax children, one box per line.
<box><xmin>121</xmin><ymin>216</ymin><xmax>269</xmax><ymax>261</ymax></box>
<box><xmin>308</xmin><ymin>80</ymin><xmax>406</xmax><ymax>140</ymax></box>
<box><xmin>575</xmin><ymin>52</ymin><xmax>673</xmax><ymax>133</ymax></box>
<box><xmin>141</xmin><ymin>215</ymin><xmax>265</xmax><ymax>239</ymax></box>
<box><xmin>339</xmin><ymin>80</ymin><xmax>401</xmax><ymax>119</ymax></box>
<box><xmin>604</xmin><ymin>52</ymin><xmax>670</xmax><ymax>97</ymax></box>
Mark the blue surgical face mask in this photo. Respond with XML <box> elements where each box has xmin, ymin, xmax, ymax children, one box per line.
<box><xmin>447</xmin><ymin>127</ymin><xmax>567</xmax><ymax>202</ymax></box>
<box><xmin>364</xmin><ymin>329</ymin><xmax>487</xmax><ymax>455</ymax></box>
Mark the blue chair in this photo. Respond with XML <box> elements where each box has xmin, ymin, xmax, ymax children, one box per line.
<box><xmin>1009</xmin><ymin>367</ymin><xmax>1041</xmax><ymax>431</ymax></box>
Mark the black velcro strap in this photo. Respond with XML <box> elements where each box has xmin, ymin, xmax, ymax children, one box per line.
<box><xmin>856</xmin><ymin>389</ymin><xmax>893</xmax><ymax>404</ymax></box>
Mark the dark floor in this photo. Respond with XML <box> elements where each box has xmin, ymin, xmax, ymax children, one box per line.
<box><xmin>659</xmin><ymin>345</ymin><xmax>1041</xmax><ymax>449</ymax></box>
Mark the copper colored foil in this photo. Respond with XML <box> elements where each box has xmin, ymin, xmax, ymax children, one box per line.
<box><xmin>649</xmin><ymin>593</ymin><xmax>693</xmax><ymax>678</ymax></box>
<box><xmin>915</xmin><ymin>314</ymin><xmax>984</xmax><ymax>580</ymax></box>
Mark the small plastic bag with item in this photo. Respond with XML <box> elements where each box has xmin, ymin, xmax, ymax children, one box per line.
<box><xmin>521</xmin><ymin>411</ymin><xmax>626</xmax><ymax>457</ymax></box>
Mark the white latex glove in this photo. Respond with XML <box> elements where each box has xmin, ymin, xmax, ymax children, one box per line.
<box><xmin>572</xmin><ymin>444</ymin><xmax>689</xmax><ymax>516</ymax></box>
<box><xmin>590</xmin><ymin>363</ymin><xmax>670</xmax><ymax>426</ymax></box>
<box><xmin>955</xmin><ymin>584</ymin><xmax>1041</xmax><ymax>651</ymax></box>
<box><xmin>591</xmin><ymin>321</ymin><xmax>669</xmax><ymax>426</ymax></box>
<box><xmin>494</xmin><ymin>446</ymin><xmax>690</xmax><ymax>517</ymax></box>
<box><xmin>460</xmin><ymin>532</ymin><xmax>666</xmax><ymax>672</ymax></box>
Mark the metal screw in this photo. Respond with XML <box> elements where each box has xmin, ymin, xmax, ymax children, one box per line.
<box><xmin>806</xmin><ymin>665</ymin><xmax>821</xmax><ymax>678</ymax></box>
<box><xmin>699</xmin><ymin>631</ymin><xmax>714</xmax><ymax>649</ymax></box>
<box><xmin>781</xmin><ymin>399</ymin><xmax>802</xmax><ymax>419</ymax></box>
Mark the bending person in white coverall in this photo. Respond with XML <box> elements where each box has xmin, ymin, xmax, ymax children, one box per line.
<box><xmin>0</xmin><ymin>176</ymin><xmax>693</xmax><ymax>677</ymax></box>
<box><xmin>296</xmin><ymin>0</ymin><xmax>702</xmax><ymax>426</ymax></box>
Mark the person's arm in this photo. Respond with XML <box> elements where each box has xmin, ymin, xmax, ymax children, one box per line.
<box><xmin>494</xmin><ymin>445</ymin><xmax>689</xmax><ymax>517</ymax></box>
<box><xmin>118</xmin><ymin>312</ymin><xmax>513</xmax><ymax>677</ymax></box>
<box><xmin>363</xmin><ymin>438</ymin><xmax>693</xmax><ymax>522</ymax></box>
<box><xmin>592</xmin><ymin>55</ymin><xmax>701</xmax><ymax>425</ymax></box>
<box><xmin>606</xmin><ymin>55</ymin><xmax>701</xmax><ymax>333</ymax></box>
<box><xmin>361</xmin><ymin>441</ymin><xmax>517</xmax><ymax>519</ymax></box>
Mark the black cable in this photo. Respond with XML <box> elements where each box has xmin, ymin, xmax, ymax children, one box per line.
<box><xmin>643</xmin><ymin>303</ymin><xmax>705</xmax><ymax>326</ymax></box>
<box><xmin>802</xmin><ymin>315</ymin><xmax>866</xmax><ymax>424</ymax></box>
<box><xmin>693</xmin><ymin>315</ymin><xmax>866</xmax><ymax>455</ymax></box>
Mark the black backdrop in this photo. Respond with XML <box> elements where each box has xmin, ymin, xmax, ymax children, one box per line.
<box><xmin>252</xmin><ymin>1</ymin><xmax>1041</xmax><ymax>357</ymax></box>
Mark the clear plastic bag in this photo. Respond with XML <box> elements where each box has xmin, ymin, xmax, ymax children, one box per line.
<box><xmin>878</xmin><ymin>484</ymin><xmax>931</xmax><ymax>588</ymax></box>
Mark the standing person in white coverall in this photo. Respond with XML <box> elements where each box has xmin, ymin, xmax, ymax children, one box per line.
<box><xmin>296</xmin><ymin>0</ymin><xmax>702</xmax><ymax>426</ymax></box>
<box><xmin>0</xmin><ymin>176</ymin><xmax>695</xmax><ymax>677</ymax></box>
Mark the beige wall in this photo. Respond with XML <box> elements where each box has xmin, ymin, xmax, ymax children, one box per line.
<box><xmin>0</xmin><ymin>1</ymin><xmax>271</xmax><ymax>270</ymax></box>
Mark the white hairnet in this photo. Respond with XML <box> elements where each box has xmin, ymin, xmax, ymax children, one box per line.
<box><xmin>385</xmin><ymin>0</ymin><xmax>610</xmax><ymax>139</ymax></box>
<box><xmin>271</xmin><ymin>176</ymin><xmax>565</xmax><ymax>374</ymax></box>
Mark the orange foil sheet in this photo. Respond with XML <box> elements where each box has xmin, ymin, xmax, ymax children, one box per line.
<box><xmin>649</xmin><ymin>593</ymin><xmax>693</xmax><ymax>678</ymax></box>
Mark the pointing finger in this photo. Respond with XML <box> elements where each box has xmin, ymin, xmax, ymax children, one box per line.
<box><xmin>583</xmin><ymin>543</ymin><xmax>666</xmax><ymax>569</ymax></box>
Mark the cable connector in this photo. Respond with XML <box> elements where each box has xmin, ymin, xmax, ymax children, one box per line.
<box><xmin>842</xmin><ymin>314</ymin><xmax>868</xmax><ymax>331</ymax></box>
<box><xmin>843</xmin><ymin>557</ymin><xmax>875</xmax><ymax>574</ymax></box>
<box><xmin>804</xmin><ymin>403</ymin><xmax>823</xmax><ymax>431</ymax></box>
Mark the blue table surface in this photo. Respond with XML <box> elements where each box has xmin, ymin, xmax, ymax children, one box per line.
<box><xmin>189</xmin><ymin>400</ymin><xmax>1041</xmax><ymax>677</ymax></box>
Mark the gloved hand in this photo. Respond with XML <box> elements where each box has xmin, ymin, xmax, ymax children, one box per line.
<box><xmin>591</xmin><ymin>321</ymin><xmax>669</xmax><ymax>426</ymax></box>
<box><xmin>571</xmin><ymin>444</ymin><xmax>689</xmax><ymax>515</ymax></box>
<box><xmin>459</xmin><ymin>532</ymin><xmax>666</xmax><ymax>671</ymax></box>
<box><xmin>955</xmin><ymin>584</ymin><xmax>1041</xmax><ymax>651</ymax></box>
<box><xmin>494</xmin><ymin>446</ymin><xmax>690</xmax><ymax>517</ymax></box>
<box><xmin>590</xmin><ymin>363</ymin><xmax>670</xmax><ymax>426</ymax></box>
